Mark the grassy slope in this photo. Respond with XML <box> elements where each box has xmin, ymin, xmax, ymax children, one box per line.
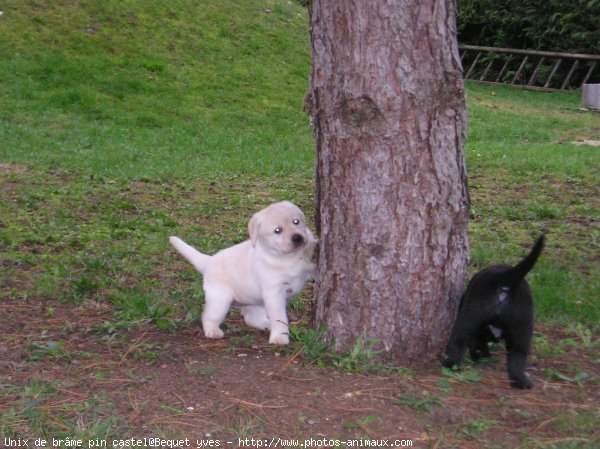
<box><xmin>1</xmin><ymin>1</ymin><xmax>599</xmax><ymax>327</ymax></box>
<box><xmin>464</xmin><ymin>84</ymin><xmax>600</xmax><ymax>324</ymax></box>
<box><xmin>0</xmin><ymin>0</ymin><xmax>313</xmax><ymax>178</ymax></box>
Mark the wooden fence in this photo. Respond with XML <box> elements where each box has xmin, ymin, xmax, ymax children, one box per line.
<box><xmin>459</xmin><ymin>45</ymin><xmax>600</xmax><ymax>92</ymax></box>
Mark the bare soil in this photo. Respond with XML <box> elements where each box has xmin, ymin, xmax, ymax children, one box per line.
<box><xmin>1</xmin><ymin>294</ymin><xmax>598</xmax><ymax>448</ymax></box>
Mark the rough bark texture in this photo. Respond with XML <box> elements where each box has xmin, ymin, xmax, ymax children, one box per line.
<box><xmin>307</xmin><ymin>0</ymin><xmax>469</xmax><ymax>364</ymax></box>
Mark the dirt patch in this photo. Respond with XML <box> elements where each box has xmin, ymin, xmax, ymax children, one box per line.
<box><xmin>0</xmin><ymin>163</ymin><xmax>28</xmax><ymax>174</ymax></box>
<box><xmin>1</xmin><ymin>295</ymin><xmax>599</xmax><ymax>447</ymax></box>
<box><xmin>571</xmin><ymin>139</ymin><xmax>600</xmax><ymax>147</ymax></box>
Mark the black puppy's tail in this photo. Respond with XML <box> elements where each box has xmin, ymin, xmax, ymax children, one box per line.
<box><xmin>498</xmin><ymin>234</ymin><xmax>545</xmax><ymax>287</ymax></box>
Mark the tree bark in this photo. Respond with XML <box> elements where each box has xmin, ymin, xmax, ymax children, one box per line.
<box><xmin>306</xmin><ymin>0</ymin><xmax>469</xmax><ymax>365</ymax></box>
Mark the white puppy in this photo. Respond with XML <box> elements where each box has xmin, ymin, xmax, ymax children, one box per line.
<box><xmin>169</xmin><ymin>201</ymin><xmax>317</xmax><ymax>345</ymax></box>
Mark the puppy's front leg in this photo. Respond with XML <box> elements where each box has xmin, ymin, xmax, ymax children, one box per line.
<box><xmin>263</xmin><ymin>292</ymin><xmax>289</xmax><ymax>345</ymax></box>
<box><xmin>443</xmin><ymin>319</ymin><xmax>480</xmax><ymax>368</ymax></box>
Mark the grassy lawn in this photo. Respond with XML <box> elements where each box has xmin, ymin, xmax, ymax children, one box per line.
<box><xmin>1</xmin><ymin>1</ymin><xmax>599</xmax><ymax>447</ymax></box>
<box><xmin>0</xmin><ymin>0</ymin><xmax>313</xmax><ymax>178</ymax></box>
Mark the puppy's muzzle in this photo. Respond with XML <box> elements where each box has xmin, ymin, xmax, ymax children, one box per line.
<box><xmin>291</xmin><ymin>233</ymin><xmax>305</xmax><ymax>247</ymax></box>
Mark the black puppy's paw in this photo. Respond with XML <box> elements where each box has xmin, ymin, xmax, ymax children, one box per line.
<box><xmin>510</xmin><ymin>375</ymin><xmax>533</xmax><ymax>389</ymax></box>
<box><xmin>442</xmin><ymin>357</ymin><xmax>459</xmax><ymax>369</ymax></box>
<box><xmin>469</xmin><ymin>346</ymin><xmax>491</xmax><ymax>361</ymax></box>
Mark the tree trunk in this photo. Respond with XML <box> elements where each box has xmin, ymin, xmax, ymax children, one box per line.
<box><xmin>306</xmin><ymin>0</ymin><xmax>469</xmax><ymax>365</ymax></box>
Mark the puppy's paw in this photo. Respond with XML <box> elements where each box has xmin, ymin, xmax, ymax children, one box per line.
<box><xmin>510</xmin><ymin>375</ymin><xmax>533</xmax><ymax>389</ymax></box>
<box><xmin>269</xmin><ymin>333</ymin><xmax>289</xmax><ymax>345</ymax></box>
<box><xmin>203</xmin><ymin>325</ymin><xmax>224</xmax><ymax>339</ymax></box>
<box><xmin>442</xmin><ymin>357</ymin><xmax>459</xmax><ymax>369</ymax></box>
<box><xmin>469</xmin><ymin>347</ymin><xmax>490</xmax><ymax>361</ymax></box>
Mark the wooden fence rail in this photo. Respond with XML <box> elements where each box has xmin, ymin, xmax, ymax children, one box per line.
<box><xmin>459</xmin><ymin>45</ymin><xmax>600</xmax><ymax>92</ymax></box>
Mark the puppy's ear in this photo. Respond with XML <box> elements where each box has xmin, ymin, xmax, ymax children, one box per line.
<box><xmin>292</xmin><ymin>204</ymin><xmax>307</xmax><ymax>227</ymax></box>
<box><xmin>299</xmin><ymin>209</ymin><xmax>307</xmax><ymax>225</ymax></box>
<box><xmin>248</xmin><ymin>211</ymin><xmax>262</xmax><ymax>247</ymax></box>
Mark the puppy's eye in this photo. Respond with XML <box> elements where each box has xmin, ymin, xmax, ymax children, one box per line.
<box><xmin>274</xmin><ymin>227</ymin><xmax>283</xmax><ymax>234</ymax></box>
<box><xmin>293</xmin><ymin>219</ymin><xmax>300</xmax><ymax>225</ymax></box>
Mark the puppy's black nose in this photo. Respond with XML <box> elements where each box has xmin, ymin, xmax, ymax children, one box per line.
<box><xmin>291</xmin><ymin>233</ymin><xmax>304</xmax><ymax>247</ymax></box>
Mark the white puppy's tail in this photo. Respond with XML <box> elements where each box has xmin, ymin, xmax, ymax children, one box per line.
<box><xmin>169</xmin><ymin>236</ymin><xmax>210</xmax><ymax>274</ymax></box>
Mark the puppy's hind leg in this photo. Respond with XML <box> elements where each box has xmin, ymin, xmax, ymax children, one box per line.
<box><xmin>201</xmin><ymin>286</ymin><xmax>233</xmax><ymax>339</ymax></box>
<box><xmin>504</xmin><ymin>327</ymin><xmax>533</xmax><ymax>389</ymax></box>
<box><xmin>240</xmin><ymin>306</ymin><xmax>270</xmax><ymax>331</ymax></box>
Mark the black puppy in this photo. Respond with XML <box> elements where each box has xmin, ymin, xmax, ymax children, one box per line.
<box><xmin>443</xmin><ymin>235</ymin><xmax>545</xmax><ymax>389</ymax></box>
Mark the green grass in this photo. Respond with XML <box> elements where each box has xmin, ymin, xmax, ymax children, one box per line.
<box><xmin>466</xmin><ymin>85</ymin><xmax>599</xmax><ymax>178</ymax></box>
<box><xmin>0</xmin><ymin>0</ymin><xmax>313</xmax><ymax>178</ymax></box>
<box><xmin>1</xmin><ymin>0</ymin><xmax>599</xmax><ymax>329</ymax></box>
<box><xmin>0</xmin><ymin>377</ymin><xmax>121</xmax><ymax>440</ymax></box>
<box><xmin>464</xmin><ymin>84</ymin><xmax>599</xmax><ymax>326</ymax></box>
